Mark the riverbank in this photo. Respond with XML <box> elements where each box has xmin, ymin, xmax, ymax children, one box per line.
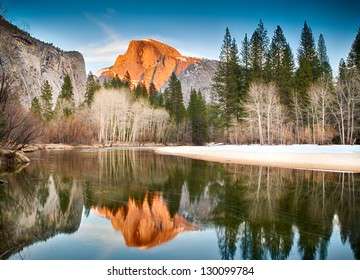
<box><xmin>24</xmin><ymin>143</ymin><xmax>166</xmax><ymax>151</ymax></box>
<box><xmin>154</xmin><ymin>145</ymin><xmax>360</xmax><ymax>172</ymax></box>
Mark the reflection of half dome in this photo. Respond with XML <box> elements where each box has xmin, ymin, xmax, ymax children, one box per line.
<box><xmin>93</xmin><ymin>193</ymin><xmax>197</xmax><ymax>249</ymax></box>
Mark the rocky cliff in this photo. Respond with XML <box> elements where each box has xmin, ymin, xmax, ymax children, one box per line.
<box><xmin>161</xmin><ymin>59</ymin><xmax>219</xmax><ymax>105</ymax></box>
<box><xmin>97</xmin><ymin>38</ymin><xmax>201</xmax><ymax>89</ymax></box>
<box><xmin>0</xmin><ymin>16</ymin><xmax>86</xmax><ymax>107</ymax></box>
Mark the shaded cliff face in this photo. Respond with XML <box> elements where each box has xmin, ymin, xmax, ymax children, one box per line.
<box><xmin>162</xmin><ymin>59</ymin><xmax>219</xmax><ymax>105</ymax></box>
<box><xmin>97</xmin><ymin>39</ymin><xmax>201</xmax><ymax>89</ymax></box>
<box><xmin>93</xmin><ymin>193</ymin><xmax>197</xmax><ymax>249</ymax></box>
<box><xmin>0</xmin><ymin>16</ymin><xmax>86</xmax><ymax>107</ymax></box>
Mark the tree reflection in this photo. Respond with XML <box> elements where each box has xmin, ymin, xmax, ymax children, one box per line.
<box><xmin>201</xmin><ymin>164</ymin><xmax>360</xmax><ymax>260</ymax></box>
<box><xmin>0</xmin><ymin>149</ymin><xmax>359</xmax><ymax>260</ymax></box>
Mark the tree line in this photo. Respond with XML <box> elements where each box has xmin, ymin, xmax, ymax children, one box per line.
<box><xmin>209</xmin><ymin>21</ymin><xmax>360</xmax><ymax>145</ymax></box>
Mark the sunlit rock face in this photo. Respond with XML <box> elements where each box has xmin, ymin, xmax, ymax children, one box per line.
<box><xmin>0</xmin><ymin>16</ymin><xmax>86</xmax><ymax>107</ymax></box>
<box><xmin>97</xmin><ymin>39</ymin><xmax>201</xmax><ymax>89</ymax></box>
<box><xmin>93</xmin><ymin>193</ymin><xmax>197</xmax><ymax>249</ymax></box>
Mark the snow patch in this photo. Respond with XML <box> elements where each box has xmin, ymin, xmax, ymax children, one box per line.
<box><xmin>195</xmin><ymin>144</ymin><xmax>360</xmax><ymax>154</ymax></box>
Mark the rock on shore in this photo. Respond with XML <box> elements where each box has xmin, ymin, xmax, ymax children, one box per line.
<box><xmin>0</xmin><ymin>150</ymin><xmax>31</xmax><ymax>167</ymax></box>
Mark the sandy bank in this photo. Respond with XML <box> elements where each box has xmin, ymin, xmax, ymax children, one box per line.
<box><xmin>154</xmin><ymin>145</ymin><xmax>360</xmax><ymax>172</ymax></box>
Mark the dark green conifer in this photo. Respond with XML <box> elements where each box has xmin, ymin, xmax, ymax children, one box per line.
<box><xmin>249</xmin><ymin>20</ymin><xmax>269</xmax><ymax>81</ymax></box>
<box><xmin>317</xmin><ymin>34</ymin><xmax>332</xmax><ymax>78</ymax></box>
<box><xmin>40</xmin><ymin>80</ymin><xmax>54</xmax><ymax>121</ymax></box>
<box><xmin>188</xmin><ymin>89</ymin><xmax>208</xmax><ymax>144</ymax></box>
<box><xmin>57</xmin><ymin>74</ymin><xmax>75</xmax><ymax>117</ymax></box>
<box><xmin>164</xmin><ymin>72</ymin><xmax>186</xmax><ymax>125</ymax></box>
<box><xmin>212</xmin><ymin>28</ymin><xmax>243</xmax><ymax>139</ymax></box>
<box><xmin>149</xmin><ymin>82</ymin><xmax>164</xmax><ymax>108</ymax></box>
<box><xmin>84</xmin><ymin>72</ymin><xmax>100</xmax><ymax>107</ymax></box>
<box><xmin>347</xmin><ymin>28</ymin><xmax>360</xmax><ymax>71</ymax></box>
<box><xmin>267</xmin><ymin>25</ymin><xmax>295</xmax><ymax>105</ymax></box>
<box><xmin>295</xmin><ymin>21</ymin><xmax>321</xmax><ymax>101</ymax></box>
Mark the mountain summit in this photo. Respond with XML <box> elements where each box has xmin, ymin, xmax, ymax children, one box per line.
<box><xmin>97</xmin><ymin>38</ymin><xmax>201</xmax><ymax>89</ymax></box>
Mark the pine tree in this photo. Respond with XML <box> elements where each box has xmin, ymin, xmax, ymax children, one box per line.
<box><xmin>317</xmin><ymin>34</ymin><xmax>332</xmax><ymax>78</ymax></box>
<box><xmin>230</xmin><ymin>38</ymin><xmax>244</xmax><ymax>120</ymax></box>
<box><xmin>240</xmin><ymin>33</ymin><xmax>251</xmax><ymax>86</ymax></box>
<box><xmin>267</xmin><ymin>25</ymin><xmax>295</xmax><ymax>105</ymax></box>
<box><xmin>338</xmin><ymin>58</ymin><xmax>347</xmax><ymax>82</ymax></box>
<box><xmin>295</xmin><ymin>21</ymin><xmax>321</xmax><ymax>101</ymax></box>
<box><xmin>212</xmin><ymin>28</ymin><xmax>243</xmax><ymax>139</ymax></box>
<box><xmin>84</xmin><ymin>72</ymin><xmax>100</xmax><ymax>107</ymax></box>
<box><xmin>59</xmin><ymin>74</ymin><xmax>74</xmax><ymax>100</ymax></box>
<box><xmin>149</xmin><ymin>82</ymin><xmax>164</xmax><ymax>108</ymax></box>
<box><xmin>57</xmin><ymin>74</ymin><xmax>75</xmax><ymax>117</ymax></box>
<box><xmin>110</xmin><ymin>75</ymin><xmax>127</xmax><ymax>88</ymax></box>
<box><xmin>134</xmin><ymin>81</ymin><xmax>148</xmax><ymax>99</ymax></box>
<box><xmin>30</xmin><ymin>96</ymin><xmax>42</xmax><ymax>119</ymax></box>
<box><xmin>249</xmin><ymin>20</ymin><xmax>269</xmax><ymax>81</ymax></box>
<box><xmin>188</xmin><ymin>89</ymin><xmax>208</xmax><ymax>144</ymax></box>
<box><xmin>40</xmin><ymin>80</ymin><xmax>53</xmax><ymax>121</ymax></box>
<box><xmin>165</xmin><ymin>72</ymin><xmax>186</xmax><ymax>124</ymax></box>
<box><xmin>347</xmin><ymin>28</ymin><xmax>360</xmax><ymax>71</ymax></box>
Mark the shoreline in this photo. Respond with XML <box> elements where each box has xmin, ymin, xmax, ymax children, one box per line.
<box><xmin>154</xmin><ymin>145</ymin><xmax>360</xmax><ymax>173</ymax></box>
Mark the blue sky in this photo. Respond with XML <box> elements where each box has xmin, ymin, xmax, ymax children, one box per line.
<box><xmin>4</xmin><ymin>0</ymin><xmax>360</xmax><ymax>74</ymax></box>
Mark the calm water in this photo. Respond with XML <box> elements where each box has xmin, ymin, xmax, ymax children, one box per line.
<box><xmin>0</xmin><ymin>148</ymin><xmax>359</xmax><ymax>260</ymax></box>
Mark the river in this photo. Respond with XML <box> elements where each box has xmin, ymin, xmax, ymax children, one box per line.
<box><xmin>0</xmin><ymin>148</ymin><xmax>359</xmax><ymax>260</ymax></box>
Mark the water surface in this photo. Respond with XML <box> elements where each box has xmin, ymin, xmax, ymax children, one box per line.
<box><xmin>0</xmin><ymin>148</ymin><xmax>359</xmax><ymax>260</ymax></box>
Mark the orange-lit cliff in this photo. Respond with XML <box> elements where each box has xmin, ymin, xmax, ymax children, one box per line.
<box><xmin>93</xmin><ymin>193</ymin><xmax>197</xmax><ymax>249</ymax></box>
<box><xmin>97</xmin><ymin>39</ymin><xmax>201</xmax><ymax>89</ymax></box>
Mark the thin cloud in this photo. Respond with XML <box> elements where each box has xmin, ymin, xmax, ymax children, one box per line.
<box><xmin>79</xmin><ymin>14</ymin><xmax>129</xmax><ymax>66</ymax></box>
<box><xmin>79</xmin><ymin>39</ymin><xmax>128</xmax><ymax>63</ymax></box>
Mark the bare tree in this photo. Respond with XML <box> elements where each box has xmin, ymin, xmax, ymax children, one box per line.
<box><xmin>308</xmin><ymin>76</ymin><xmax>335</xmax><ymax>144</ymax></box>
<box><xmin>244</xmin><ymin>82</ymin><xmax>284</xmax><ymax>144</ymax></box>
<box><xmin>333</xmin><ymin>68</ymin><xmax>360</xmax><ymax>144</ymax></box>
<box><xmin>91</xmin><ymin>89</ymin><xmax>169</xmax><ymax>145</ymax></box>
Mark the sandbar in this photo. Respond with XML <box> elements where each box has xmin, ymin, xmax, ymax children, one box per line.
<box><xmin>154</xmin><ymin>145</ymin><xmax>360</xmax><ymax>172</ymax></box>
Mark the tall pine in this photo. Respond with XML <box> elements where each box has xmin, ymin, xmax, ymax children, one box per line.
<box><xmin>295</xmin><ymin>21</ymin><xmax>321</xmax><ymax>102</ymax></box>
<box><xmin>212</xmin><ymin>28</ymin><xmax>243</xmax><ymax>140</ymax></box>
<box><xmin>267</xmin><ymin>25</ymin><xmax>295</xmax><ymax>105</ymax></box>
<box><xmin>249</xmin><ymin>20</ymin><xmax>269</xmax><ymax>81</ymax></box>
<box><xmin>165</xmin><ymin>72</ymin><xmax>186</xmax><ymax>125</ymax></box>
<box><xmin>240</xmin><ymin>33</ymin><xmax>251</xmax><ymax>89</ymax></box>
<box><xmin>317</xmin><ymin>34</ymin><xmax>332</xmax><ymax>78</ymax></box>
<box><xmin>347</xmin><ymin>28</ymin><xmax>360</xmax><ymax>71</ymax></box>
<box><xmin>188</xmin><ymin>88</ymin><xmax>208</xmax><ymax>144</ymax></box>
